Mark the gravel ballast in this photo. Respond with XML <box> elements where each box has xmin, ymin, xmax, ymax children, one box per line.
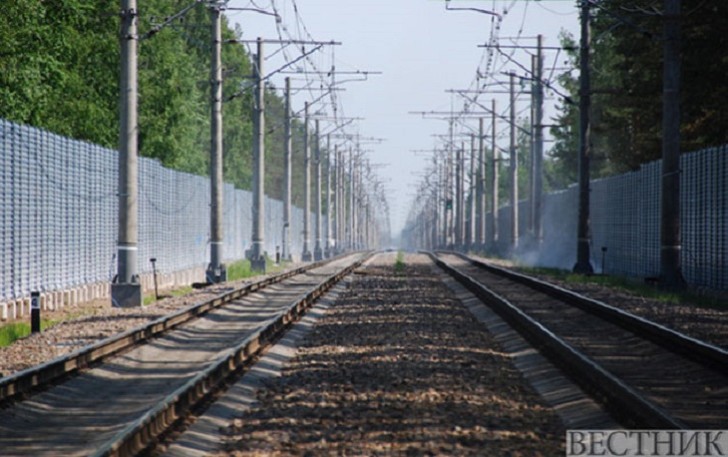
<box><xmin>218</xmin><ymin>254</ymin><xmax>565</xmax><ymax>456</ymax></box>
<box><xmin>478</xmin><ymin>257</ymin><xmax>728</xmax><ymax>350</ymax></box>
<box><xmin>0</xmin><ymin>276</ymin><xmax>263</xmax><ymax>377</ymax></box>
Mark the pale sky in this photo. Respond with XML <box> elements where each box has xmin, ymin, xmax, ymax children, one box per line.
<box><xmin>226</xmin><ymin>0</ymin><xmax>580</xmax><ymax>235</ymax></box>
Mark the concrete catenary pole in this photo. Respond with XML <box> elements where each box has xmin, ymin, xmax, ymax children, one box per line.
<box><xmin>441</xmin><ymin>154</ymin><xmax>449</xmax><ymax>248</ymax></box>
<box><xmin>533</xmin><ymin>34</ymin><xmax>544</xmax><ymax>243</ymax></box>
<box><xmin>455</xmin><ymin>144</ymin><xmax>464</xmax><ymax>249</ymax></box>
<box><xmin>509</xmin><ymin>73</ymin><xmax>519</xmax><ymax>251</ymax></box>
<box><xmin>349</xmin><ymin>151</ymin><xmax>357</xmax><ymax>249</ymax></box>
<box><xmin>476</xmin><ymin>117</ymin><xmax>486</xmax><ymax>249</ymax></box>
<box><xmin>660</xmin><ymin>0</ymin><xmax>685</xmax><ymax>287</ymax></box>
<box><xmin>445</xmin><ymin>129</ymin><xmax>454</xmax><ymax>248</ymax></box>
<box><xmin>250</xmin><ymin>37</ymin><xmax>266</xmax><ymax>272</ymax></box>
<box><xmin>344</xmin><ymin>149</ymin><xmax>349</xmax><ymax>251</ymax></box>
<box><xmin>302</xmin><ymin>102</ymin><xmax>312</xmax><ymax>261</ymax></box>
<box><xmin>314</xmin><ymin>120</ymin><xmax>323</xmax><ymax>261</ymax></box>
<box><xmin>325</xmin><ymin>134</ymin><xmax>332</xmax><ymax>257</ymax></box>
<box><xmin>282</xmin><ymin>77</ymin><xmax>292</xmax><ymax>261</ymax></box>
<box><xmin>335</xmin><ymin>145</ymin><xmax>343</xmax><ymax>253</ymax></box>
<box><xmin>490</xmin><ymin>99</ymin><xmax>499</xmax><ymax>248</ymax></box>
<box><xmin>574</xmin><ymin>1</ymin><xmax>594</xmax><ymax>274</ymax></box>
<box><xmin>432</xmin><ymin>172</ymin><xmax>439</xmax><ymax>249</ymax></box>
<box><xmin>112</xmin><ymin>0</ymin><xmax>142</xmax><ymax>307</ymax></box>
<box><xmin>206</xmin><ymin>3</ymin><xmax>226</xmax><ymax>283</ymax></box>
<box><xmin>529</xmin><ymin>54</ymin><xmax>537</xmax><ymax>235</ymax></box>
<box><xmin>468</xmin><ymin>133</ymin><xmax>476</xmax><ymax>250</ymax></box>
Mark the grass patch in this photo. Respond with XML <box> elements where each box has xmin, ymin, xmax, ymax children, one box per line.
<box><xmin>226</xmin><ymin>259</ymin><xmax>256</xmax><ymax>282</ymax></box>
<box><xmin>394</xmin><ymin>251</ymin><xmax>406</xmax><ymax>274</ymax></box>
<box><xmin>0</xmin><ymin>319</ymin><xmax>57</xmax><ymax>348</ymax></box>
<box><xmin>142</xmin><ymin>257</ymin><xmax>289</xmax><ymax>306</ymax></box>
<box><xmin>227</xmin><ymin>257</ymin><xmax>288</xmax><ymax>282</ymax></box>
<box><xmin>143</xmin><ymin>285</ymin><xmax>195</xmax><ymax>306</ymax></box>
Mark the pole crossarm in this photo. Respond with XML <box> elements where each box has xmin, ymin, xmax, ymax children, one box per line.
<box><xmin>444</xmin><ymin>0</ymin><xmax>502</xmax><ymax>19</ymax></box>
<box><xmin>226</xmin><ymin>39</ymin><xmax>342</xmax><ymax>45</ymax></box>
<box><xmin>478</xmin><ymin>44</ymin><xmax>574</xmax><ymax>51</ymax></box>
<box><xmin>291</xmin><ymin>90</ymin><xmax>338</xmax><ymax>117</ymax></box>
<box><xmin>412</xmin><ymin>109</ymin><xmax>530</xmax><ymax>135</ymax></box>
<box><xmin>308</xmin><ymin>115</ymin><xmax>363</xmax><ymax>121</ymax></box>
<box><xmin>494</xmin><ymin>49</ymin><xmax>574</xmax><ymax>104</ymax></box>
<box><xmin>328</xmin><ymin>134</ymin><xmax>385</xmax><ymax>143</ymax></box>
<box><xmin>226</xmin><ymin>44</ymin><xmax>334</xmax><ymax>102</ymax></box>
<box><xmin>289</xmin><ymin>87</ymin><xmax>346</xmax><ymax>91</ymax></box>
<box><xmin>447</xmin><ymin>92</ymin><xmax>534</xmax><ymax>135</ymax></box>
<box><xmin>224</xmin><ymin>6</ymin><xmax>280</xmax><ymax>20</ymax></box>
<box><xmin>321</xmin><ymin>118</ymin><xmax>360</xmax><ymax>137</ymax></box>
<box><xmin>279</xmin><ymin>70</ymin><xmax>382</xmax><ymax>75</ymax></box>
<box><xmin>142</xmin><ymin>0</ymin><xmax>205</xmax><ymax>40</ymax></box>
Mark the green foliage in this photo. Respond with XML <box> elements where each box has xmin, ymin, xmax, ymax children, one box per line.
<box><xmin>0</xmin><ymin>1</ymin><xmax>119</xmax><ymax>146</ymax></box>
<box><xmin>226</xmin><ymin>259</ymin><xmax>255</xmax><ymax>281</ymax></box>
<box><xmin>394</xmin><ymin>251</ymin><xmax>405</xmax><ymax>274</ymax></box>
<box><xmin>0</xmin><ymin>0</ymin><xmax>320</xmax><ymax>202</ymax></box>
<box><xmin>549</xmin><ymin>1</ymin><xmax>728</xmax><ymax>182</ymax></box>
<box><xmin>0</xmin><ymin>319</ymin><xmax>56</xmax><ymax>348</ymax></box>
<box><xmin>226</xmin><ymin>256</ymin><xmax>287</xmax><ymax>281</ymax></box>
<box><xmin>142</xmin><ymin>285</ymin><xmax>194</xmax><ymax>306</ymax></box>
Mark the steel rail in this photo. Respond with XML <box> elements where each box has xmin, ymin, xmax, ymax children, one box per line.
<box><xmin>91</xmin><ymin>253</ymin><xmax>369</xmax><ymax>457</ymax></box>
<box><xmin>430</xmin><ymin>252</ymin><xmax>685</xmax><ymax>429</ymax></box>
<box><xmin>446</xmin><ymin>251</ymin><xmax>728</xmax><ymax>374</ymax></box>
<box><xmin>0</xmin><ymin>254</ymin><xmax>357</xmax><ymax>404</ymax></box>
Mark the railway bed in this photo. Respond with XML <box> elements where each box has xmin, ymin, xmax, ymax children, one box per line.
<box><xmin>0</xmin><ymin>251</ymin><xmax>725</xmax><ymax>455</ymax></box>
<box><xmin>434</xmin><ymin>252</ymin><xmax>728</xmax><ymax>430</ymax></box>
<box><xmin>214</xmin><ymin>253</ymin><xmax>569</xmax><ymax>456</ymax></box>
<box><xmin>0</xmin><ymin>253</ymin><xmax>368</xmax><ymax>456</ymax></box>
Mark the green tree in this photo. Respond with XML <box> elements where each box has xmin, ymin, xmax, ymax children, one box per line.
<box><xmin>0</xmin><ymin>1</ymin><xmax>119</xmax><ymax>145</ymax></box>
<box><xmin>0</xmin><ymin>0</ymin><xmax>304</xmax><ymax>197</ymax></box>
<box><xmin>549</xmin><ymin>1</ymin><xmax>728</xmax><ymax>182</ymax></box>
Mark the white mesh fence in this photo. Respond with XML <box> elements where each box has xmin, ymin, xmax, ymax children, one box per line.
<box><xmin>1</xmin><ymin>119</ymin><xmax>310</xmax><ymax>301</ymax></box>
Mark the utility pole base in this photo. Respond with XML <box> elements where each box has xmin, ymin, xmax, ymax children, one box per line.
<box><xmin>206</xmin><ymin>264</ymin><xmax>227</xmax><ymax>284</ymax></box>
<box><xmin>573</xmin><ymin>261</ymin><xmax>594</xmax><ymax>275</ymax></box>
<box><xmin>111</xmin><ymin>283</ymin><xmax>142</xmax><ymax>308</ymax></box>
<box><xmin>659</xmin><ymin>248</ymin><xmax>686</xmax><ymax>290</ymax></box>
<box><xmin>658</xmin><ymin>272</ymin><xmax>686</xmax><ymax>290</ymax></box>
<box><xmin>250</xmin><ymin>257</ymin><xmax>266</xmax><ymax>273</ymax></box>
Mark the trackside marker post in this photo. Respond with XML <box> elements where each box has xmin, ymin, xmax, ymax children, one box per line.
<box><xmin>31</xmin><ymin>291</ymin><xmax>41</xmax><ymax>334</ymax></box>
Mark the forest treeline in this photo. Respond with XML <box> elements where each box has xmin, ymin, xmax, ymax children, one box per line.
<box><xmin>0</xmin><ymin>0</ymin><xmax>312</xmax><ymax>206</ymax></box>
<box><xmin>2</xmin><ymin>2</ymin><xmax>726</xmax><ymax>200</ymax></box>
<box><xmin>546</xmin><ymin>0</ymin><xmax>727</xmax><ymax>189</ymax></box>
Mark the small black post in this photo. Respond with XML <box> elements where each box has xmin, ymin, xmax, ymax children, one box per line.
<box><xmin>31</xmin><ymin>291</ymin><xmax>41</xmax><ymax>333</ymax></box>
<box><xmin>601</xmin><ymin>247</ymin><xmax>607</xmax><ymax>275</ymax></box>
<box><xmin>150</xmin><ymin>258</ymin><xmax>159</xmax><ymax>300</ymax></box>
<box><xmin>275</xmin><ymin>246</ymin><xmax>281</xmax><ymax>265</ymax></box>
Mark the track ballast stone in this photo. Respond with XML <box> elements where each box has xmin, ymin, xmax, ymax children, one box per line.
<box><xmin>219</xmin><ymin>254</ymin><xmax>565</xmax><ymax>456</ymax></box>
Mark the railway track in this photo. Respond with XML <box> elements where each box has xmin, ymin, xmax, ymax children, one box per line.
<box><xmin>0</xmin><ymin>253</ymin><xmax>369</xmax><ymax>457</ymax></box>
<box><xmin>211</xmin><ymin>252</ymin><xmax>569</xmax><ymax>455</ymax></box>
<box><xmin>433</xmin><ymin>252</ymin><xmax>728</xmax><ymax>430</ymax></box>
